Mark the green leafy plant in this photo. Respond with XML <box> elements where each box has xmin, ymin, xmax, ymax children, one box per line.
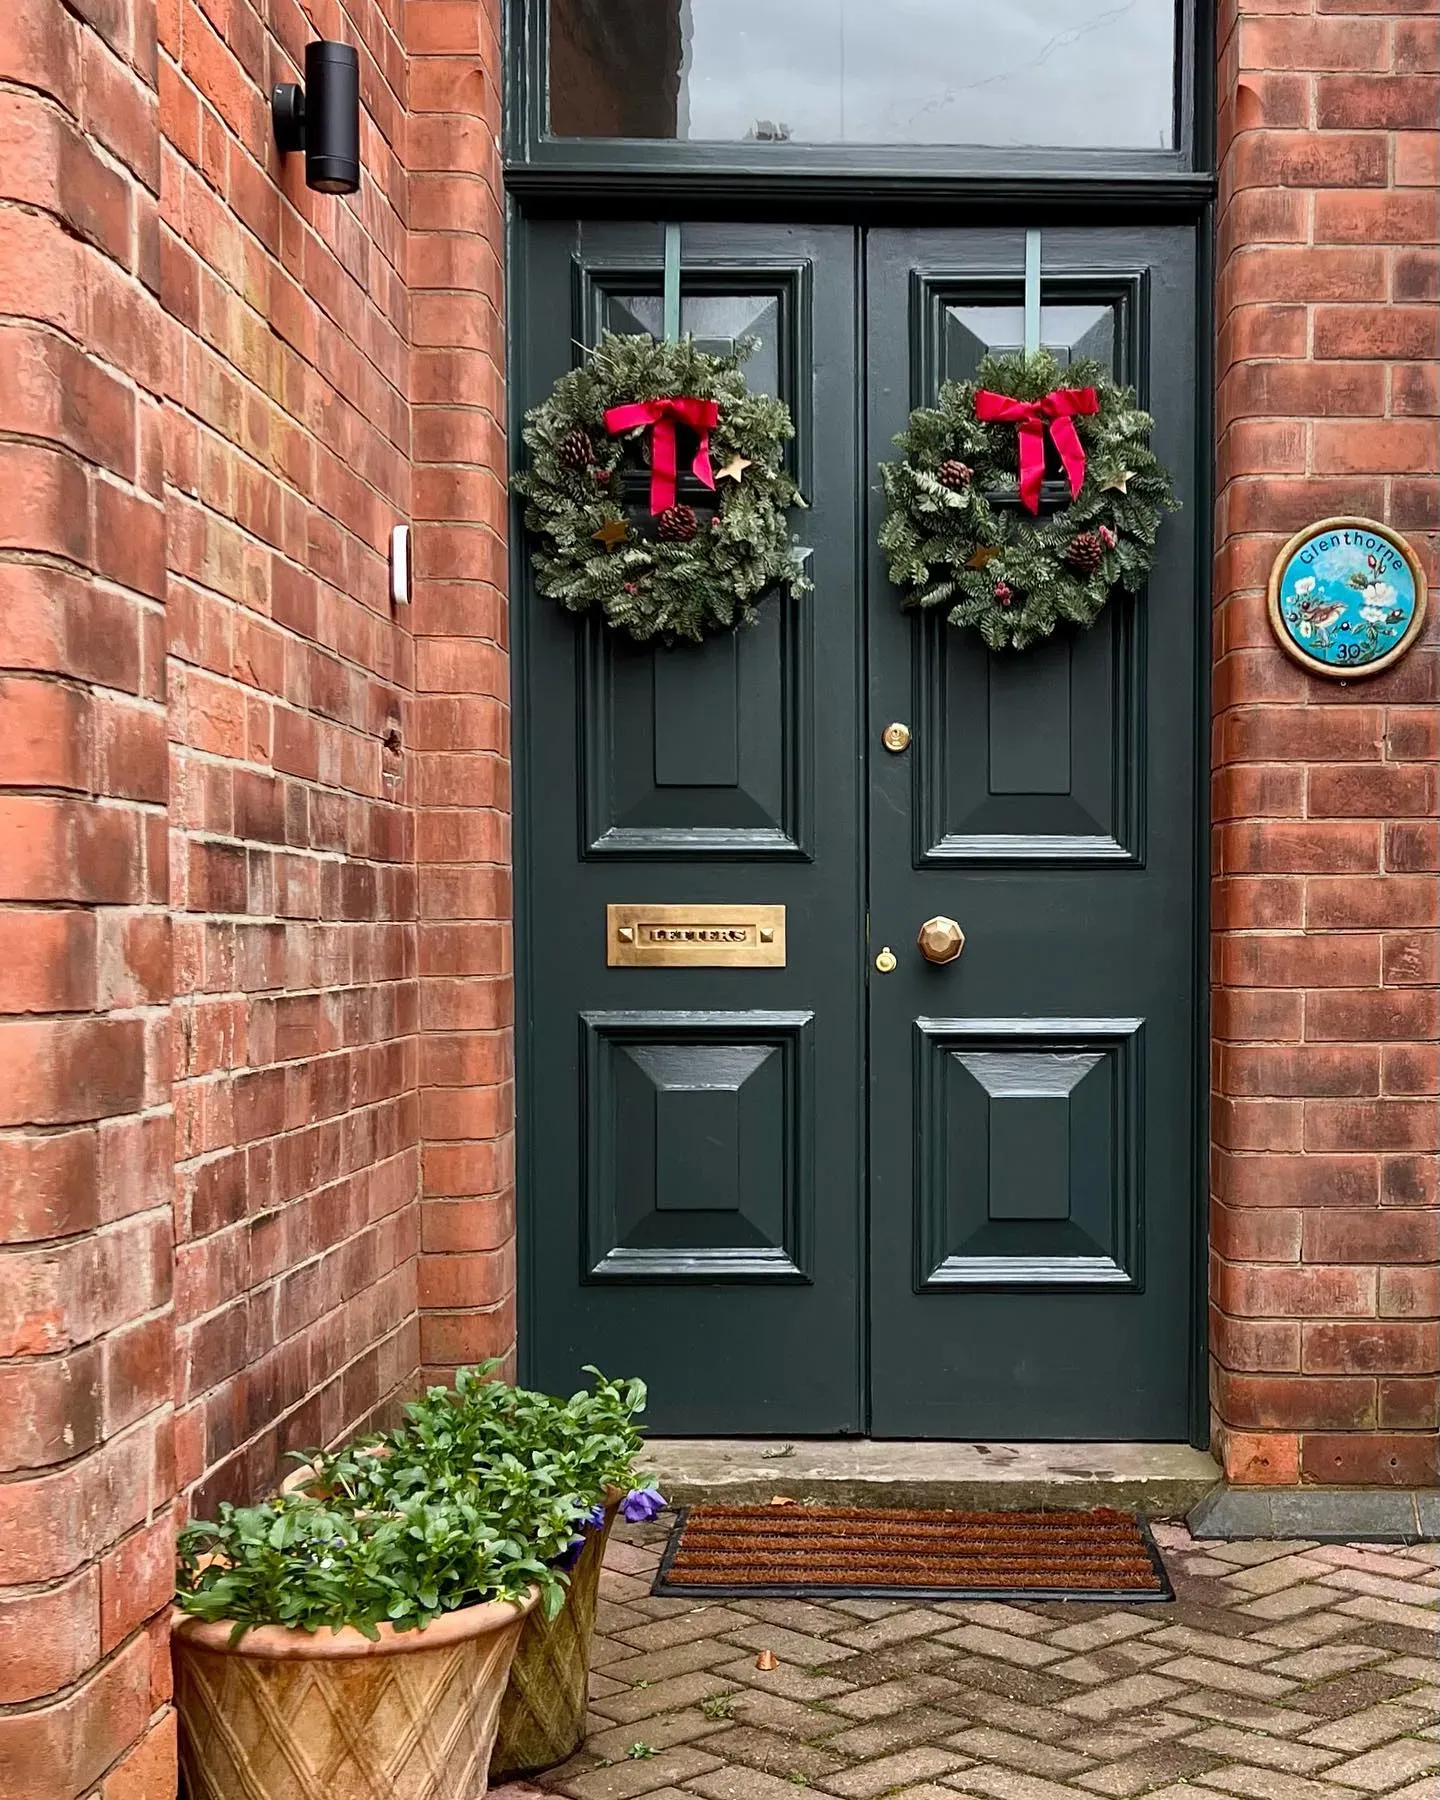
<box><xmin>515</xmin><ymin>331</ymin><xmax>809</xmax><ymax>643</ymax></box>
<box><xmin>175</xmin><ymin>1491</ymin><xmax>563</xmax><ymax>1645</ymax></box>
<box><xmin>308</xmin><ymin>1363</ymin><xmax>649</xmax><ymax>1523</ymax></box>
<box><xmin>175</xmin><ymin>1366</ymin><xmax>655</xmax><ymax>1643</ymax></box>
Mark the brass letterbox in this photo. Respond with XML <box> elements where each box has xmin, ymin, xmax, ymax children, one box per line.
<box><xmin>606</xmin><ymin>904</ymin><xmax>786</xmax><ymax>968</ymax></box>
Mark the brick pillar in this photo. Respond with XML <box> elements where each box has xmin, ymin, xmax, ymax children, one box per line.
<box><xmin>0</xmin><ymin>0</ymin><xmax>177</xmax><ymax>1793</ymax></box>
<box><xmin>407</xmin><ymin>0</ymin><xmax>516</xmax><ymax>1377</ymax></box>
<box><xmin>1212</xmin><ymin>3</ymin><xmax>1440</xmax><ymax>1487</ymax></box>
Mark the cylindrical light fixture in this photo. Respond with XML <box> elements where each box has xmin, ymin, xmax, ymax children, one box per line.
<box><xmin>272</xmin><ymin>40</ymin><xmax>361</xmax><ymax>196</ymax></box>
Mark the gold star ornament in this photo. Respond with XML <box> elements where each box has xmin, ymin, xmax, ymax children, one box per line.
<box><xmin>1099</xmin><ymin>468</ymin><xmax>1134</xmax><ymax>494</ymax></box>
<box><xmin>592</xmin><ymin>517</ymin><xmax>629</xmax><ymax>549</ymax></box>
<box><xmin>966</xmin><ymin>545</ymin><xmax>999</xmax><ymax>569</ymax></box>
<box><xmin>715</xmin><ymin>454</ymin><xmax>753</xmax><ymax>483</ymax></box>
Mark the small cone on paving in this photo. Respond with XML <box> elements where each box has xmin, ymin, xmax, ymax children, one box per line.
<box><xmin>755</xmin><ymin>1649</ymin><xmax>778</xmax><ymax>1671</ymax></box>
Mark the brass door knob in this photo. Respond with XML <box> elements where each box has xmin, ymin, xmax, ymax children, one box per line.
<box><xmin>916</xmin><ymin>916</ymin><xmax>965</xmax><ymax>964</ymax></box>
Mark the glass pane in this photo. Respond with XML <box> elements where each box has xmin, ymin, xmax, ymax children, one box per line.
<box><xmin>548</xmin><ymin>0</ymin><xmax>1176</xmax><ymax>149</ymax></box>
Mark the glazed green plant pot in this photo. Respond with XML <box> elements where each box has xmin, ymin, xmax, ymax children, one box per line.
<box><xmin>490</xmin><ymin>1501</ymin><xmax>617</xmax><ymax>1780</ymax></box>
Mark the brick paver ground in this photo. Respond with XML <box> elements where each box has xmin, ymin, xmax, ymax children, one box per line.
<box><xmin>493</xmin><ymin>1519</ymin><xmax>1439</xmax><ymax>1800</ymax></box>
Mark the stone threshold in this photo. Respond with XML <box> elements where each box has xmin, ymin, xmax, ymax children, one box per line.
<box><xmin>1190</xmin><ymin>1483</ymin><xmax>1440</xmax><ymax>1543</ymax></box>
<box><xmin>643</xmin><ymin>1437</ymin><xmax>1221</xmax><ymax>1516</ymax></box>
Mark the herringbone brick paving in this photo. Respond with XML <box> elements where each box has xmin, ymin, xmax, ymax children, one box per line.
<box><xmin>493</xmin><ymin>1520</ymin><xmax>1440</xmax><ymax>1800</ymax></box>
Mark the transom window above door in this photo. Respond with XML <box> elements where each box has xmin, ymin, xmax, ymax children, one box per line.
<box><xmin>546</xmin><ymin>0</ymin><xmax>1179</xmax><ymax>150</ymax></box>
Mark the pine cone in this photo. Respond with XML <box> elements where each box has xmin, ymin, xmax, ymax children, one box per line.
<box><xmin>557</xmin><ymin>427</ymin><xmax>594</xmax><ymax>471</ymax></box>
<box><xmin>939</xmin><ymin>459</ymin><xmax>973</xmax><ymax>490</ymax></box>
<box><xmin>1065</xmin><ymin>530</ymin><xmax>1104</xmax><ymax>575</ymax></box>
<box><xmin>655</xmin><ymin>504</ymin><xmax>698</xmax><ymax>543</ymax></box>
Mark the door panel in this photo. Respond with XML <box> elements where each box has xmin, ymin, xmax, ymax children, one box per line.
<box><xmin>581</xmin><ymin>1011</ymin><xmax>814</xmax><ymax>1280</ymax></box>
<box><xmin>514</xmin><ymin>222</ymin><xmax>864</xmax><ymax>1433</ymax></box>
<box><xmin>917</xmin><ymin>605</ymin><xmax>1143</xmax><ymax>862</ymax></box>
<box><xmin>867</xmin><ymin>227</ymin><xmax>1199</xmax><ymax>1439</ymax></box>
<box><xmin>582</xmin><ymin>601</ymin><xmax>808</xmax><ymax>856</ymax></box>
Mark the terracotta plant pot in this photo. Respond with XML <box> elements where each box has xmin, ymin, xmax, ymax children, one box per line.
<box><xmin>491</xmin><ymin>1500</ymin><xmax>618</xmax><ymax>1780</ymax></box>
<box><xmin>173</xmin><ymin>1587</ymin><xmax>537</xmax><ymax>1800</ymax></box>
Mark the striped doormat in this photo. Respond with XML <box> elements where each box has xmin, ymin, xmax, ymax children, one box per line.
<box><xmin>653</xmin><ymin>1504</ymin><xmax>1173</xmax><ymax>1602</ymax></box>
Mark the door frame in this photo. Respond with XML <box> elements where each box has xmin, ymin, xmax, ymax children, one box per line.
<box><xmin>505</xmin><ymin>0</ymin><xmax>1218</xmax><ymax>1448</ymax></box>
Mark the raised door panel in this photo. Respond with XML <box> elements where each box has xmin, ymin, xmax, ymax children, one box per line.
<box><xmin>581</xmin><ymin>1011</ymin><xmax>812</xmax><ymax>1279</ymax></box>
<box><xmin>914</xmin><ymin>1016</ymin><xmax>1144</xmax><ymax>1289</ymax></box>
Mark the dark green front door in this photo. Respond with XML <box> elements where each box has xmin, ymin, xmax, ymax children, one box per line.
<box><xmin>514</xmin><ymin>219</ymin><xmax>1200</xmax><ymax>1438</ymax></box>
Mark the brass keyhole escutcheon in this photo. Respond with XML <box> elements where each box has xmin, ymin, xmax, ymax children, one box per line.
<box><xmin>882</xmin><ymin>722</ymin><xmax>911</xmax><ymax>753</ymax></box>
<box><xmin>874</xmin><ymin>947</ymin><xmax>898</xmax><ymax>973</ymax></box>
<box><xmin>916</xmin><ymin>916</ymin><xmax>965</xmax><ymax>964</ymax></box>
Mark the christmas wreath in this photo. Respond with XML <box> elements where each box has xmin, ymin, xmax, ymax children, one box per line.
<box><xmin>877</xmin><ymin>349</ymin><xmax>1177</xmax><ymax>652</ymax></box>
<box><xmin>514</xmin><ymin>332</ymin><xmax>808</xmax><ymax>643</ymax></box>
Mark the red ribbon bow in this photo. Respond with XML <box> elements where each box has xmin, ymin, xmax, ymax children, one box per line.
<box><xmin>973</xmin><ymin>386</ymin><xmax>1100</xmax><ymax>514</ymax></box>
<box><xmin>603</xmin><ymin>395</ymin><xmax>719</xmax><ymax>515</ymax></box>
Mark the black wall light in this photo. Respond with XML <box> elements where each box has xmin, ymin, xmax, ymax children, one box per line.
<box><xmin>272</xmin><ymin>41</ymin><xmax>361</xmax><ymax>195</ymax></box>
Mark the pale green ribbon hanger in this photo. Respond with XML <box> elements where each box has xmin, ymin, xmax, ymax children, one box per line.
<box><xmin>663</xmin><ymin>222</ymin><xmax>682</xmax><ymax>343</ymax></box>
<box><xmin>1024</xmin><ymin>227</ymin><xmax>1042</xmax><ymax>356</ymax></box>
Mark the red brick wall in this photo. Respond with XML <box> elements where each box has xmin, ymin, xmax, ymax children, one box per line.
<box><xmin>0</xmin><ymin>0</ymin><xmax>510</xmax><ymax>1792</ymax></box>
<box><xmin>159</xmin><ymin>0</ymin><xmax>420</xmax><ymax>1524</ymax></box>
<box><xmin>1212</xmin><ymin>1</ymin><xmax>1440</xmax><ymax>1488</ymax></box>
<box><xmin>0</xmin><ymin>0</ymin><xmax>177</xmax><ymax>1792</ymax></box>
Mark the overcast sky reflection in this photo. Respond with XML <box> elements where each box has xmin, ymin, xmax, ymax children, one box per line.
<box><xmin>670</xmin><ymin>0</ymin><xmax>1174</xmax><ymax>148</ymax></box>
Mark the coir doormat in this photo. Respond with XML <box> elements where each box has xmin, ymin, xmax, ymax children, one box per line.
<box><xmin>652</xmin><ymin>1504</ymin><xmax>1173</xmax><ymax>1602</ymax></box>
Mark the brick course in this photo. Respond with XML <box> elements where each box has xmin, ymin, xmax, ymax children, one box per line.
<box><xmin>1213</xmin><ymin>0</ymin><xmax>1440</xmax><ymax>1489</ymax></box>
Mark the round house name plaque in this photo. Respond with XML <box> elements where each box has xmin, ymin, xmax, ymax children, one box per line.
<box><xmin>1268</xmin><ymin>516</ymin><xmax>1426</xmax><ymax>679</ymax></box>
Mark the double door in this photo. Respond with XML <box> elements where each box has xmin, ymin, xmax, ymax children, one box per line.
<box><xmin>513</xmin><ymin>220</ymin><xmax>1199</xmax><ymax>1438</ymax></box>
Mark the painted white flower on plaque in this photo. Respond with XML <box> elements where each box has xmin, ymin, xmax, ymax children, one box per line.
<box><xmin>1360</xmin><ymin>579</ymin><xmax>1396</xmax><ymax>625</ymax></box>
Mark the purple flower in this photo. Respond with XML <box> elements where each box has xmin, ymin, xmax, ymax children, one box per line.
<box><xmin>619</xmin><ymin>1486</ymin><xmax>666</xmax><ymax>1523</ymax></box>
<box><xmin>554</xmin><ymin>1500</ymin><xmax>610</xmax><ymax>1569</ymax></box>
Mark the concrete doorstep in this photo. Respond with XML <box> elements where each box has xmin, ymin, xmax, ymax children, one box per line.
<box><xmin>643</xmin><ymin>1439</ymin><xmax>1222</xmax><ymax>1516</ymax></box>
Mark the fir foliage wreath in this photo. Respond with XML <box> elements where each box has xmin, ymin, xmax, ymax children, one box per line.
<box><xmin>878</xmin><ymin>349</ymin><xmax>1177</xmax><ymax>652</ymax></box>
<box><xmin>515</xmin><ymin>332</ymin><xmax>808</xmax><ymax>643</ymax></box>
